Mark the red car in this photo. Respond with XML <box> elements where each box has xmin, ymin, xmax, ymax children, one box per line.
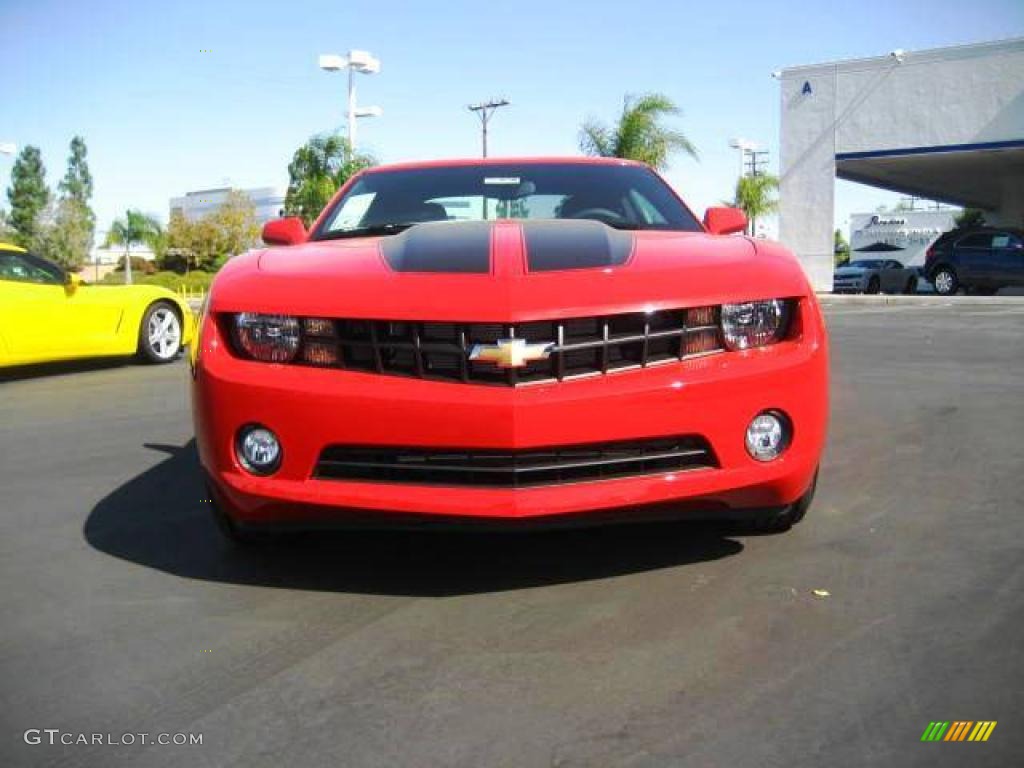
<box><xmin>191</xmin><ymin>157</ymin><xmax>828</xmax><ymax>541</ymax></box>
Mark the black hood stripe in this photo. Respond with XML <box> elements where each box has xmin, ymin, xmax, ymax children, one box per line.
<box><xmin>523</xmin><ymin>220</ymin><xmax>633</xmax><ymax>272</ymax></box>
<box><xmin>378</xmin><ymin>219</ymin><xmax>635</xmax><ymax>274</ymax></box>
<box><xmin>380</xmin><ymin>220</ymin><xmax>492</xmax><ymax>273</ymax></box>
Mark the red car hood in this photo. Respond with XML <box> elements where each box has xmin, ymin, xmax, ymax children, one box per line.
<box><xmin>211</xmin><ymin>220</ymin><xmax>810</xmax><ymax>321</ymax></box>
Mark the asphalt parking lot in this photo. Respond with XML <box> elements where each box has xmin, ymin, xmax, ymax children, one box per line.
<box><xmin>2</xmin><ymin>302</ymin><xmax>1022</xmax><ymax>768</ymax></box>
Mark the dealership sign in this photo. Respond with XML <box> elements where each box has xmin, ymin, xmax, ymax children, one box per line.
<box><xmin>849</xmin><ymin>210</ymin><xmax>956</xmax><ymax>266</ymax></box>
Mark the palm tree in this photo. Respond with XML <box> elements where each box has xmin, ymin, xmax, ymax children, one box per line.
<box><xmin>106</xmin><ymin>210</ymin><xmax>162</xmax><ymax>285</ymax></box>
<box><xmin>579</xmin><ymin>93</ymin><xmax>698</xmax><ymax>171</ymax></box>
<box><xmin>731</xmin><ymin>174</ymin><xmax>779</xmax><ymax>236</ymax></box>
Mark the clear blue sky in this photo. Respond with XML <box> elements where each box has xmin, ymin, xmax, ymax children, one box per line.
<box><xmin>2</xmin><ymin>0</ymin><xmax>1022</xmax><ymax>239</ymax></box>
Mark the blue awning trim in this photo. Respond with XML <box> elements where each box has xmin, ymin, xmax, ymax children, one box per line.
<box><xmin>836</xmin><ymin>139</ymin><xmax>1024</xmax><ymax>162</ymax></box>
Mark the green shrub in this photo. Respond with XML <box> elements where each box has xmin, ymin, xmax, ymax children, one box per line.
<box><xmin>100</xmin><ymin>269</ymin><xmax>214</xmax><ymax>292</ymax></box>
<box><xmin>115</xmin><ymin>255</ymin><xmax>157</xmax><ymax>275</ymax></box>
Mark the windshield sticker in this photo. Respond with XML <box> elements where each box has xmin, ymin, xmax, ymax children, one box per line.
<box><xmin>484</xmin><ymin>177</ymin><xmax>521</xmax><ymax>185</ymax></box>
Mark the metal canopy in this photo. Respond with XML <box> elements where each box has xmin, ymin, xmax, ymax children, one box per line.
<box><xmin>836</xmin><ymin>141</ymin><xmax>1024</xmax><ymax>210</ymax></box>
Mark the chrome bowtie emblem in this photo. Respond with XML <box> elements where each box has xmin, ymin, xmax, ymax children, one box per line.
<box><xmin>469</xmin><ymin>338</ymin><xmax>555</xmax><ymax>368</ymax></box>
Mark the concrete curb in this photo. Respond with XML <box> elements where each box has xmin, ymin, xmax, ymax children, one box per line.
<box><xmin>817</xmin><ymin>293</ymin><xmax>1024</xmax><ymax>307</ymax></box>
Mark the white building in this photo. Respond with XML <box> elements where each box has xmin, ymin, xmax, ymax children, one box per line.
<box><xmin>90</xmin><ymin>244</ymin><xmax>156</xmax><ymax>265</ymax></box>
<box><xmin>169</xmin><ymin>186</ymin><xmax>285</xmax><ymax>225</ymax></box>
<box><xmin>779</xmin><ymin>38</ymin><xmax>1024</xmax><ymax>291</ymax></box>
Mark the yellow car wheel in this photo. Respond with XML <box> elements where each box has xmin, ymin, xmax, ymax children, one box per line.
<box><xmin>138</xmin><ymin>301</ymin><xmax>183</xmax><ymax>364</ymax></box>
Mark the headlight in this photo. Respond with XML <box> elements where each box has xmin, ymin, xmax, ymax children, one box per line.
<box><xmin>720</xmin><ymin>300</ymin><xmax>790</xmax><ymax>350</ymax></box>
<box><xmin>233</xmin><ymin>313</ymin><xmax>301</xmax><ymax>362</ymax></box>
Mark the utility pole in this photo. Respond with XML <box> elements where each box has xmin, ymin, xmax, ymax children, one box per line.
<box><xmin>745</xmin><ymin>150</ymin><xmax>770</xmax><ymax>177</ymax></box>
<box><xmin>728</xmin><ymin>138</ymin><xmax>756</xmax><ymax>180</ymax></box>
<box><xmin>468</xmin><ymin>99</ymin><xmax>509</xmax><ymax>158</ymax></box>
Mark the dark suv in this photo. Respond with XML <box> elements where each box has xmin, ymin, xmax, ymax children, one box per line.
<box><xmin>924</xmin><ymin>227</ymin><xmax>1024</xmax><ymax>295</ymax></box>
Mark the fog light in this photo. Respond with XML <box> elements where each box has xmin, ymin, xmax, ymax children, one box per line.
<box><xmin>236</xmin><ymin>425</ymin><xmax>281</xmax><ymax>475</ymax></box>
<box><xmin>745</xmin><ymin>411</ymin><xmax>790</xmax><ymax>461</ymax></box>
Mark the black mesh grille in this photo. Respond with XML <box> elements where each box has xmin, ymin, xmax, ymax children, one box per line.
<box><xmin>314</xmin><ymin>436</ymin><xmax>717</xmax><ymax>487</ymax></box>
<box><xmin>289</xmin><ymin>308</ymin><xmax>723</xmax><ymax>386</ymax></box>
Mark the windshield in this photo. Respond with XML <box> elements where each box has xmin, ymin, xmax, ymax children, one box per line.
<box><xmin>847</xmin><ymin>260</ymin><xmax>885</xmax><ymax>269</ymax></box>
<box><xmin>314</xmin><ymin>162</ymin><xmax>703</xmax><ymax>239</ymax></box>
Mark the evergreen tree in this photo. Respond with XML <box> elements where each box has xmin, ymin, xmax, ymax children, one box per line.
<box><xmin>5</xmin><ymin>146</ymin><xmax>50</xmax><ymax>247</ymax></box>
<box><xmin>58</xmin><ymin>135</ymin><xmax>94</xmax><ymax>202</ymax></box>
<box><xmin>58</xmin><ymin>136</ymin><xmax>94</xmax><ymax>204</ymax></box>
<box><xmin>55</xmin><ymin>136</ymin><xmax>96</xmax><ymax>265</ymax></box>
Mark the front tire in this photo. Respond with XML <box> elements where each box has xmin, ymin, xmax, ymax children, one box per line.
<box><xmin>138</xmin><ymin>301</ymin><xmax>183</xmax><ymax>363</ymax></box>
<box><xmin>903</xmin><ymin>276</ymin><xmax>917</xmax><ymax>294</ymax></box>
<box><xmin>206</xmin><ymin>482</ymin><xmax>269</xmax><ymax>545</ymax></box>
<box><xmin>933</xmin><ymin>267</ymin><xmax>958</xmax><ymax>296</ymax></box>
<box><xmin>747</xmin><ymin>471</ymin><xmax>818</xmax><ymax>533</ymax></box>
<box><xmin>865</xmin><ymin>276</ymin><xmax>880</xmax><ymax>294</ymax></box>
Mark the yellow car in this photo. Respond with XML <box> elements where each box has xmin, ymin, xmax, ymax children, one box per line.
<box><xmin>0</xmin><ymin>242</ymin><xmax>195</xmax><ymax>368</ymax></box>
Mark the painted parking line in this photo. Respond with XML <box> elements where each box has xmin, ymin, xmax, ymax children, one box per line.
<box><xmin>825</xmin><ymin>304</ymin><xmax>953</xmax><ymax>314</ymax></box>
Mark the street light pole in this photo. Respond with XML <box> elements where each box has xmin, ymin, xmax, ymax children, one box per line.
<box><xmin>468</xmin><ymin>99</ymin><xmax>509</xmax><ymax>158</ymax></box>
<box><xmin>348</xmin><ymin>64</ymin><xmax>356</xmax><ymax>150</ymax></box>
<box><xmin>319</xmin><ymin>50</ymin><xmax>382</xmax><ymax>156</ymax></box>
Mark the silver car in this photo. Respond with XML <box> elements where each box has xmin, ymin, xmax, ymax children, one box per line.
<box><xmin>833</xmin><ymin>259</ymin><xmax>918</xmax><ymax>294</ymax></box>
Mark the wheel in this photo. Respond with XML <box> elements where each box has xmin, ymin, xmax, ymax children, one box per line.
<box><xmin>933</xmin><ymin>267</ymin><xmax>958</xmax><ymax>296</ymax></box>
<box><xmin>206</xmin><ymin>482</ymin><xmax>268</xmax><ymax>545</ymax></box>
<box><xmin>747</xmin><ymin>470</ymin><xmax>818</xmax><ymax>533</ymax></box>
<box><xmin>903</xmin><ymin>276</ymin><xmax>917</xmax><ymax>294</ymax></box>
<box><xmin>865</xmin><ymin>276</ymin><xmax>880</xmax><ymax>294</ymax></box>
<box><xmin>138</xmin><ymin>301</ymin><xmax>183</xmax><ymax>363</ymax></box>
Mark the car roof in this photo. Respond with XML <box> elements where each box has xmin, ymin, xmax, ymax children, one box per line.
<box><xmin>951</xmin><ymin>226</ymin><xmax>1024</xmax><ymax>236</ymax></box>
<box><xmin>361</xmin><ymin>156</ymin><xmax>651</xmax><ymax>175</ymax></box>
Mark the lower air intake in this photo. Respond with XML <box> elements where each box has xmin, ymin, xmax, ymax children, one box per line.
<box><xmin>314</xmin><ymin>435</ymin><xmax>717</xmax><ymax>488</ymax></box>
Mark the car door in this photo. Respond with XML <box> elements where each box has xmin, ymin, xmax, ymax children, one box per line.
<box><xmin>64</xmin><ymin>282</ymin><xmax>129</xmax><ymax>354</ymax></box>
<box><xmin>879</xmin><ymin>261</ymin><xmax>900</xmax><ymax>292</ymax></box>
<box><xmin>952</xmin><ymin>233</ymin><xmax>992</xmax><ymax>285</ymax></box>
<box><xmin>0</xmin><ymin>251</ymin><xmax>77</xmax><ymax>363</ymax></box>
<box><xmin>989</xmin><ymin>232</ymin><xmax>1024</xmax><ymax>287</ymax></box>
<box><xmin>896</xmin><ymin>260</ymin><xmax>915</xmax><ymax>291</ymax></box>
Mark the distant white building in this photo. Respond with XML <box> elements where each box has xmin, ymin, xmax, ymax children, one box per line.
<box><xmin>169</xmin><ymin>186</ymin><xmax>285</xmax><ymax>225</ymax></box>
<box><xmin>90</xmin><ymin>240</ymin><xmax>156</xmax><ymax>265</ymax></box>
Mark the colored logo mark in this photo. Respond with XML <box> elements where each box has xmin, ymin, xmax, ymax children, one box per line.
<box><xmin>920</xmin><ymin>721</ymin><xmax>997</xmax><ymax>742</ymax></box>
<box><xmin>468</xmin><ymin>338</ymin><xmax>555</xmax><ymax>369</ymax></box>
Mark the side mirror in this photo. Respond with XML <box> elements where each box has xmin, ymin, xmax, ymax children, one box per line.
<box><xmin>262</xmin><ymin>217</ymin><xmax>308</xmax><ymax>246</ymax></box>
<box><xmin>65</xmin><ymin>272</ymin><xmax>82</xmax><ymax>292</ymax></box>
<box><xmin>703</xmin><ymin>207</ymin><xmax>748</xmax><ymax>236</ymax></box>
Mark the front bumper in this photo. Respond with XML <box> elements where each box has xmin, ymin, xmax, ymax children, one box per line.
<box><xmin>192</xmin><ymin>301</ymin><xmax>828</xmax><ymax>527</ymax></box>
<box><xmin>832</xmin><ymin>280</ymin><xmax>865</xmax><ymax>294</ymax></box>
